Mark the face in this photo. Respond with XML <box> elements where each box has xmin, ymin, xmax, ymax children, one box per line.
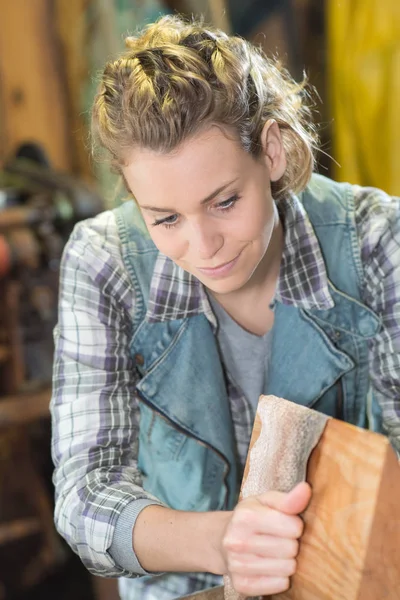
<box><xmin>122</xmin><ymin>124</ymin><xmax>285</xmax><ymax>296</ymax></box>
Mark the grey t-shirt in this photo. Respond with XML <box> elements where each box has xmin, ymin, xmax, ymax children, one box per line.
<box><xmin>110</xmin><ymin>295</ymin><xmax>273</xmax><ymax>573</ymax></box>
<box><xmin>208</xmin><ymin>293</ymin><xmax>272</xmax><ymax>412</ymax></box>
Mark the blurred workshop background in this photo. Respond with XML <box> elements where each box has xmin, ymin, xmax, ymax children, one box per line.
<box><xmin>0</xmin><ymin>1</ymin><xmax>398</xmax><ymax>599</ymax></box>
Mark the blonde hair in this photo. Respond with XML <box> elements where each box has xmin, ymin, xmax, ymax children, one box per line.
<box><xmin>92</xmin><ymin>15</ymin><xmax>318</xmax><ymax>200</ymax></box>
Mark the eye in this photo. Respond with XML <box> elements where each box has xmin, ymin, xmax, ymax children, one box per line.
<box><xmin>152</xmin><ymin>214</ymin><xmax>179</xmax><ymax>229</ymax></box>
<box><xmin>215</xmin><ymin>194</ymin><xmax>240</xmax><ymax>211</ymax></box>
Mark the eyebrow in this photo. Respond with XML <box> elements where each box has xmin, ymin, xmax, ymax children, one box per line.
<box><xmin>139</xmin><ymin>178</ymin><xmax>239</xmax><ymax>213</ymax></box>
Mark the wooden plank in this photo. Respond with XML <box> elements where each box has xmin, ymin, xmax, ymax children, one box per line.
<box><xmin>358</xmin><ymin>442</ymin><xmax>400</xmax><ymax>599</ymax></box>
<box><xmin>0</xmin><ymin>0</ymin><xmax>71</xmax><ymax>169</ymax></box>
<box><xmin>182</xmin><ymin>403</ymin><xmax>400</xmax><ymax>599</ymax></box>
<box><xmin>0</xmin><ymin>388</ymin><xmax>51</xmax><ymax>426</ymax></box>
<box><xmin>0</xmin><ymin>518</ymin><xmax>41</xmax><ymax>546</ymax></box>
<box><xmin>181</xmin><ymin>585</ymin><xmax>224</xmax><ymax>600</ymax></box>
<box><xmin>0</xmin><ymin>281</ymin><xmax>25</xmax><ymax>394</ymax></box>
<box><xmin>241</xmin><ymin>402</ymin><xmax>400</xmax><ymax>600</ymax></box>
<box><xmin>55</xmin><ymin>0</ymin><xmax>93</xmax><ymax>180</ymax></box>
<box><xmin>91</xmin><ymin>576</ymin><xmax>120</xmax><ymax>600</ymax></box>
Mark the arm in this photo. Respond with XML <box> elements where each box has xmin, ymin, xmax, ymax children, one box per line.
<box><xmin>133</xmin><ymin>484</ymin><xmax>311</xmax><ymax>597</ymax></box>
<box><xmin>355</xmin><ymin>187</ymin><xmax>400</xmax><ymax>453</ymax></box>
<box><xmin>51</xmin><ymin>212</ymin><xmax>162</xmax><ymax>576</ymax></box>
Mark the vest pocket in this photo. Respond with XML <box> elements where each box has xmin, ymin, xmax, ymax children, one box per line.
<box><xmin>137</xmin><ymin>402</ymin><xmax>227</xmax><ymax>511</ymax></box>
<box><xmin>138</xmin><ymin>402</ymin><xmax>187</xmax><ymax>463</ymax></box>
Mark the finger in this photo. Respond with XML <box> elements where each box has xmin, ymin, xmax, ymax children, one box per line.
<box><xmin>278</xmin><ymin>482</ymin><xmax>312</xmax><ymax>514</ymax></box>
<box><xmin>231</xmin><ymin>575</ymin><xmax>290</xmax><ymax>597</ymax></box>
<box><xmin>228</xmin><ymin>555</ymin><xmax>296</xmax><ymax>578</ymax></box>
<box><xmin>224</xmin><ymin>529</ymin><xmax>299</xmax><ymax>557</ymax></box>
<box><xmin>227</xmin><ymin>505</ymin><xmax>304</xmax><ymax>540</ymax></box>
<box><xmin>258</xmin><ymin>482</ymin><xmax>312</xmax><ymax>515</ymax></box>
<box><xmin>244</xmin><ymin>534</ymin><xmax>299</xmax><ymax>558</ymax></box>
<box><xmin>256</xmin><ymin>510</ymin><xmax>304</xmax><ymax>538</ymax></box>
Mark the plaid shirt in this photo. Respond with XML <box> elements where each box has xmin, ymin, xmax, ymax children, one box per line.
<box><xmin>51</xmin><ymin>184</ymin><xmax>400</xmax><ymax>598</ymax></box>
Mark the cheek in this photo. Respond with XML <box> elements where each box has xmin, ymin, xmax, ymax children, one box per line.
<box><xmin>234</xmin><ymin>197</ymin><xmax>275</xmax><ymax>243</ymax></box>
<box><xmin>146</xmin><ymin>226</ymin><xmax>188</xmax><ymax>261</ymax></box>
<box><xmin>261</xmin><ymin>201</ymin><xmax>276</xmax><ymax>242</ymax></box>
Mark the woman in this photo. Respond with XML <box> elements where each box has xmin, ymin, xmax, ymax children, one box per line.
<box><xmin>51</xmin><ymin>14</ymin><xmax>400</xmax><ymax>600</ymax></box>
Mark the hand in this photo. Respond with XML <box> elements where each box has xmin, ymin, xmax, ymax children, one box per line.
<box><xmin>221</xmin><ymin>482</ymin><xmax>312</xmax><ymax>597</ymax></box>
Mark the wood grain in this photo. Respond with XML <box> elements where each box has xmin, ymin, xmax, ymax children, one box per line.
<box><xmin>55</xmin><ymin>0</ymin><xmax>93</xmax><ymax>180</ymax></box>
<box><xmin>358</xmin><ymin>443</ymin><xmax>400</xmax><ymax>600</ymax></box>
<box><xmin>246</xmin><ymin>413</ymin><xmax>400</xmax><ymax>600</ymax></box>
<box><xmin>190</xmin><ymin>405</ymin><xmax>400</xmax><ymax>600</ymax></box>
<box><xmin>0</xmin><ymin>0</ymin><xmax>71</xmax><ymax>169</ymax></box>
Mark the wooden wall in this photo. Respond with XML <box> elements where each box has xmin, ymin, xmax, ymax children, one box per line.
<box><xmin>0</xmin><ymin>0</ymin><xmax>91</xmax><ymax>177</ymax></box>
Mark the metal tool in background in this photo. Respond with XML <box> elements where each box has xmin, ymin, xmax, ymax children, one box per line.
<box><xmin>0</xmin><ymin>142</ymin><xmax>103</xmax><ymax>598</ymax></box>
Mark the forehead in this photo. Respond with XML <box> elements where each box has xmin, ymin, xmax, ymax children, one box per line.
<box><xmin>122</xmin><ymin>126</ymin><xmax>254</xmax><ymax>205</ymax></box>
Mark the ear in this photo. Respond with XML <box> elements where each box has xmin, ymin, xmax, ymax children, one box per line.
<box><xmin>260</xmin><ymin>119</ymin><xmax>287</xmax><ymax>182</ymax></box>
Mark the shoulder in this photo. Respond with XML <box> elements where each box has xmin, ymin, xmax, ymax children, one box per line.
<box><xmin>60</xmin><ymin>210</ymin><xmax>135</xmax><ymax>309</ymax></box>
<box><xmin>353</xmin><ymin>185</ymin><xmax>400</xmax><ymax>259</ymax></box>
<box><xmin>66</xmin><ymin>209</ymin><xmax>123</xmax><ymax>262</ymax></box>
<box><xmin>301</xmin><ymin>175</ymin><xmax>400</xmax><ymax>238</ymax></box>
<box><xmin>299</xmin><ymin>174</ymin><xmax>353</xmax><ymax>225</ymax></box>
<box><xmin>352</xmin><ymin>187</ymin><xmax>400</xmax><ymax>310</ymax></box>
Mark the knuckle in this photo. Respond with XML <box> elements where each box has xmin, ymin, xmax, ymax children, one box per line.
<box><xmin>229</xmin><ymin>555</ymin><xmax>250</xmax><ymax>573</ymax></box>
<box><xmin>280</xmin><ymin>577</ymin><xmax>291</xmax><ymax>592</ymax></box>
<box><xmin>287</xmin><ymin>558</ymin><xmax>297</xmax><ymax>576</ymax></box>
<box><xmin>270</xmin><ymin>577</ymin><xmax>291</xmax><ymax>594</ymax></box>
<box><xmin>223</xmin><ymin>536</ymin><xmax>247</xmax><ymax>554</ymax></box>
<box><xmin>231</xmin><ymin>576</ymin><xmax>250</xmax><ymax>596</ymax></box>
<box><xmin>294</xmin><ymin>516</ymin><xmax>305</xmax><ymax>537</ymax></box>
<box><xmin>288</xmin><ymin>539</ymin><xmax>299</xmax><ymax>557</ymax></box>
<box><xmin>233</xmin><ymin>507</ymin><xmax>257</xmax><ymax>528</ymax></box>
<box><xmin>298</xmin><ymin>521</ymin><xmax>305</xmax><ymax>537</ymax></box>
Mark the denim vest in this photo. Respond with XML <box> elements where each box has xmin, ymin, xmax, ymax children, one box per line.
<box><xmin>114</xmin><ymin>174</ymin><xmax>382</xmax><ymax>517</ymax></box>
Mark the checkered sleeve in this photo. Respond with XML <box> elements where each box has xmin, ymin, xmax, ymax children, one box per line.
<box><xmin>355</xmin><ymin>186</ymin><xmax>400</xmax><ymax>452</ymax></box>
<box><xmin>50</xmin><ymin>212</ymin><xmax>160</xmax><ymax>576</ymax></box>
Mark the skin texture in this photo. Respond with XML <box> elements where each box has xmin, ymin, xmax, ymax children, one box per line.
<box><xmin>133</xmin><ymin>483</ymin><xmax>312</xmax><ymax>596</ymax></box>
<box><xmin>122</xmin><ymin>123</ymin><xmax>312</xmax><ymax>595</ymax></box>
<box><xmin>122</xmin><ymin>121</ymin><xmax>286</xmax><ymax>334</ymax></box>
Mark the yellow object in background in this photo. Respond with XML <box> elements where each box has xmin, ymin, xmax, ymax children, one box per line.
<box><xmin>327</xmin><ymin>0</ymin><xmax>400</xmax><ymax>194</ymax></box>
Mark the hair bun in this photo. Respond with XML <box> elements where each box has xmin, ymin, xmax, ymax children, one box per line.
<box><xmin>92</xmin><ymin>14</ymin><xmax>317</xmax><ymax>197</ymax></box>
<box><xmin>125</xmin><ymin>36</ymin><xmax>137</xmax><ymax>50</ymax></box>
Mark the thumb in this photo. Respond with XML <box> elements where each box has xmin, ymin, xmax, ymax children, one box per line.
<box><xmin>258</xmin><ymin>482</ymin><xmax>312</xmax><ymax>516</ymax></box>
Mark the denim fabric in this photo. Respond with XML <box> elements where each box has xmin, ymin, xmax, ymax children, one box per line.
<box><xmin>113</xmin><ymin>174</ymin><xmax>382</xmax><ymax>599</ymax></box>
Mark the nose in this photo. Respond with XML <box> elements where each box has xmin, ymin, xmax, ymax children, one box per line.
<box><xmin>189</xmin><ymin>220</ymin><xmax>223</xmax><ymax>260</ymax></box>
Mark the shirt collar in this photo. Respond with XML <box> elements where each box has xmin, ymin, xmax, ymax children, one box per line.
<box><xmin>146</xmin><ymin>192</ymin><xmax>334</xmax><ymax>323</ymax></box>
<box><xmin>274</xmin><ymin>193</ymin><xmax>334</xmax><ymax>310</ymax></box>
<box><xmin>146</xmin><ymin>253</ymin><xmax>216</xmax><ymax>325</ymax></box>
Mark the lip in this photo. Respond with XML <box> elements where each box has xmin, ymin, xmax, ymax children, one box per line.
<box><xmin>197</xmin><ymin>251</ymin><xmax>242</xmax><ymax>279</ymax></box>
